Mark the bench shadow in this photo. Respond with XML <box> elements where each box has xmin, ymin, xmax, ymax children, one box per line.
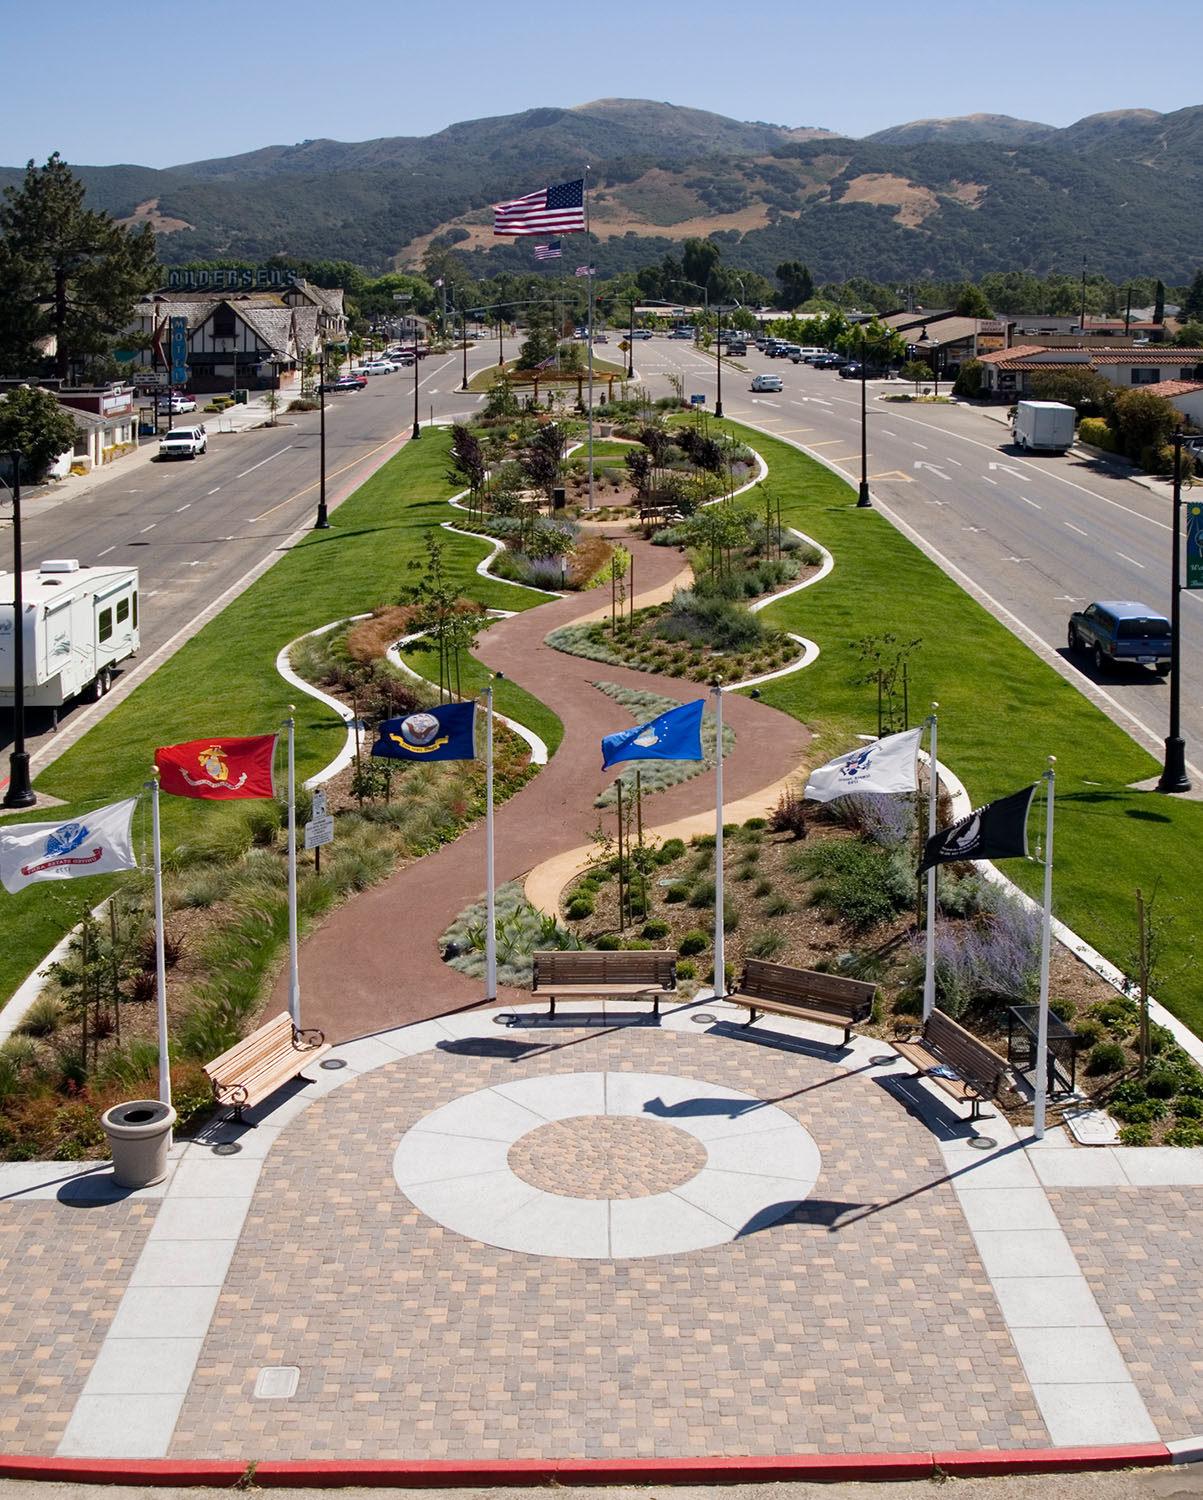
<box><xmin>437</xmin><ymin>1037</ymin><xmax>546</xmax><ymax>1059</ymax></box>
<box><xmin>706</xmin><ymin>1017</ymin><xmax>853</xmax><ymax>1061</ymax></box>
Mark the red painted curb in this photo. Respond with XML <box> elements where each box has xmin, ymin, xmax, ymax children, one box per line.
<box><xmin>934</xmin><ymin>1443</ymin><xmax>1173</xmax><ymax>1477</ymax></box>
<box><xmin>0</xmin><ymin>1445</ymin><xmax>1174</xmax><ymax>1488</ymax></box>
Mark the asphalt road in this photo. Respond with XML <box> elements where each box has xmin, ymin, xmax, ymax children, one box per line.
<box><xmin>0</xmin><ymin>346</ymin><xmax>493</xmax><ymax>770</ymax></box>
<box><xmin>641</xmin><ymin>337</ymin><xmax>1203</xmax><ymax>783</ymax></box>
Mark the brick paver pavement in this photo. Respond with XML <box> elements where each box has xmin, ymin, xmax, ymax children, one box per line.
<box><xmin>1052</xmin><ymin>1188</ymin><xmax>1203</xmax><ymax>1441</ymax></box>
<box><xmin>169</xmin><ymin>1026</ymin><xmax>1049</xmax><ymax>1460</ymax></box>
<box><xmin>0</xmin><ymin>1201</ymin><xmax>155</xmax><ymax>1454</ymax></box>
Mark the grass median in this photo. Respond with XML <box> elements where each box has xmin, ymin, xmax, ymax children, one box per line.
<box><xmin>0</xmin><ymin>429</ymin><xmax>559</xmax><ymax>1007</ymax></box>
<box><xmin>737</xmin><ymin>425</ymin><xmax>1202</xmax><ymax>1034</ymax></box>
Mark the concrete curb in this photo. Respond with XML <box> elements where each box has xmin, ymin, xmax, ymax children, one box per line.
<box><xmin>0</xmin><ymin>1442</ymin><xmax>1175</xmax><ymax>1486</ymax></box>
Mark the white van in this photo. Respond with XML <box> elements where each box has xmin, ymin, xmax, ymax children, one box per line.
<box><xmin>793</xmin><ymin>347</ymin><xmax>825</xmax><ymax>363</ymax></box>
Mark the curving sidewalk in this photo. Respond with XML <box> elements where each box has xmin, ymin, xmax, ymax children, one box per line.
<box><xmin>270</xmin><ymin>522</ymin><xmax>809</xmax><ymax>1041</ymax></box>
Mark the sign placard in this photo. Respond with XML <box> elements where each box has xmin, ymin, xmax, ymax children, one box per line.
<box><xmin>304</xmin><ymin>814</ymin><xmax>334</xmax><ymax>850</ymax></box>
<box><xmin>690</xmin><ymin>394</ymin><xmax>706</xmax><ymax>405</ymax></box>
<box><xmin>1187</xmin><ymin>501</ymin><xmax>1203</xmax><ymax>589</ymax></box>
<box><xmin>311</xmin><ymin>789</ymin><xmax>327</xmax><ymax>818</ymax></box>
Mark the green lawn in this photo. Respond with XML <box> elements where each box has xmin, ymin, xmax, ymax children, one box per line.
<box><xmin>740</xmin><ymin>429</ymin><xmax>1202</xmax><ymax>1033</ymax></box>
<box><xmin>0</xmin><ymin>431</ymin><xmax>558</xmax><ymax>1004</ymax></box>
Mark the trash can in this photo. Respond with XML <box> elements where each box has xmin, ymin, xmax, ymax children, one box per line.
<box><xmin>552</xmin><ymin>486</ymin><xmax>566</xmax><ymax>510</ymax></box>
<box><xmin>100</xmin><ymin>1099</ymin><xmax>177</xmax><ymax>1188</ymax></box>
<box><xmin>233</xmin><ymin>388</ymin><xmax>249</xmax><ymax>405</ymax></box>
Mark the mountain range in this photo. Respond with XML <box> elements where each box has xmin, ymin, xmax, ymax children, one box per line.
<box><xmin>4</xmin><ymin>99</ymin><xmax>1202</xmax><ymax>283</ymax></box>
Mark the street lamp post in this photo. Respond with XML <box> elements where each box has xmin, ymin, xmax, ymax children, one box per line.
<box><xmin>460</xmin><ymin>302</ymin><xmax>469</xmax><ymax>392</ymax></box>
<box><xmin>313</xmin><ymin>356</ymin><xmax>330</xmax><ymax>530</ymax></box>
<box><xmin>628</xmin><ymin>296</ymin><xmax>635</xmax><ymax>379</ymax></box>
<box><xmin>920</xmin><ymin>329</ymin><xmax>940</xmax><ymax>398</ymax></box>
<box><xmin>857</xmin><ymin>349</ymin><xmax>871</xmax><ymax>507</ymax></box>
<box><xmin>3</xmin><ymin>449</ymin><xmax>36</xmax><ymax>808</ymax></box>
<box><xmin>411</xmin><ymin>311</ymin><xmax>421</xmax><ymax>440</ymax></box>
<box><xmin>715</xmin><ymin>302</ymin><xmax>724</xmax><ymax>419</ymax></box>
<box><xmin>1158</xmin><ymin>432</ymin><xmax>1191</xmax><ymax>792</ymax></box>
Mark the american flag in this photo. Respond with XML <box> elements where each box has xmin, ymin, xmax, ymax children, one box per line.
<box><xmin>534</xmin><ymin>354</ymin><xmax>557</xmax><ymax>370</ymax></box>
<box><xmin>575</xmin><ymin>264</ymin><xmax>596</xmax><ymax>277</ymax></box>
<box><xmin>433</xmin><ymin>277</ymin><xmax>444</xmax><ymax>288</ymax></box>
<box><xmin>493</xmin><ymin>179</ymin><xmax>585</xmax><ymax>236</ymax></box>
<box><xmin>534</xmin><ymin>241</ymin><xmax>562</xmax><ymax>261</ymax></box>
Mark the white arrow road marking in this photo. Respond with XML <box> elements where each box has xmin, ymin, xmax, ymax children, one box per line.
<box><xmin>913</xmin><ymin>460</ymin><xmax>951</xmax><ymax>479</ymax></box>
<box><xmin>989</xmin><ymin>461</ymin><xmax>1028</xmax><ymax>479</ymax></box>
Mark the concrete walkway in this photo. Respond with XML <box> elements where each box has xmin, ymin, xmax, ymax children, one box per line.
<box><xmin>3</xmin><ymin>999</ymin><xmax>1202</xmax><ymax>1469</ymax></box>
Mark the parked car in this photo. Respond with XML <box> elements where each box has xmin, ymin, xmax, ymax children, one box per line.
<box><xmin>668</xmin><ymin>328</ymin><xmax>693</xmax><ymax>340</ymax></box>
<box><xmin>168</xmin><ymin>393</ymin><xmax>196</xmax><ymax>413</ymax></box>
<box><xmin>725</xmin><ymin>340</ymin><xmax>748</xmax><ymax>356</ymax></box>
<box><xmin>629</xmin><ymin>328</ymin><xmax>654</xmax><ymax>340</ymax></box>
<box><xmin>750</xmin><ymin>373</ymin><xmax>783</xmax><ymax>392</ymax></box>
<box><xmin>157</xmin><ymin>425</ymin><xmax>207</xmax><ymax>460</ymax></box>
<box><xmin>358</xmin><ymin>360</ymin><xmax>397</xmax><ymax>375</ymax></box>
<box><xmin>594</xmin><ymin>333</ymin><xmax>608</xmax><ymax>343</ymax></box>
<box><xmin>812</xmin><ymin>353</ymin><xmax>847</xmax><ymax>369</ymax></box>
<box><xmin>1067</xmin><ymin>601</ymin><xmax>1172</xmax><ymax>675</ymax></box>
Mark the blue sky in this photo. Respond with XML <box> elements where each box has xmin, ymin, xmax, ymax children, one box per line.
<box><xmin>3</xmin><ymin>0</ymin><xmax>1199</xmax><ymax>170</ymax></box>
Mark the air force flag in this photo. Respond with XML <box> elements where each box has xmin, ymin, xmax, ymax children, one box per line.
<box><xmin>601</xmin><ymin>699</ymin><xmax>704</xmax><ymax>770</ymax></box>
<box><xmin>0</xmin><ymin>798</ymin><xmax>139</xmax><ymax>894</ymax></box>
<box><xmin>804</xmin><ymin>726</ymin><xmax>922</xmax><ymax>804</ymax></box>
<box><xmin>918</xmin><ymin>784</ymin><xmax>1037</xmax><ymax>875</ymax></box>
<box><xmin>371</xmin><ymin>702</ymin><xmax>477</xmax><ymax>761</ymax></box>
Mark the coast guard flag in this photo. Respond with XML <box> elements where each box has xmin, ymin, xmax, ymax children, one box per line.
<box><xmin>156</xmin><ymin>735</ymin><xmax>277</xmax><ymax>800</ymax></box>
<box><xmin>601</xmin><ymin>700</ymin><xmax>704</xmax><ymax>770</ymax></box>
<box><xmin>804</xmin><ymin>726</ymin><xmax>922</xmax><ymax>804</ymax></box>
<box><xmin>372</xmin><ymin>702</ymin><xmax>477</xmax><ymax>761</ymax></box>
<box><xmin>918</xmin><ymin>784</ymin><xmax>1037</xmax><ymax>875</ymax></box>
<box><xmin>1</xmin><ymin>798</ymin><xmax>138</xmax><ymax>893</ymax></box>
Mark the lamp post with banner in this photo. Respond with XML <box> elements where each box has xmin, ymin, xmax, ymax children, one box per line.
<box><xmin>1158</xmin><ymin>432</ymin><xmax>1191</xmax><ymax>792</ymax></box>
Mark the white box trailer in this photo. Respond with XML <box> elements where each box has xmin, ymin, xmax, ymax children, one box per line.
<box><xmin>1012</xmin><ymin>400</ymin><xmax>1076</xmax><ymax>453</ymax></box>
<box><xmin>0</xmin><ymin>559</ymin><xmax>140</xmax><ymax>708</ymax></box>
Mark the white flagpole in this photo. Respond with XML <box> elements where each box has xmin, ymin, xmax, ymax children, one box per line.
<box><xmin>485</xmin><ymin>686</ymin><xmax>497</xmax><ymax>1003</ymax></box>
<box><xmin>922</xmin><ymin>704</ymin><xmax>939</xmax><ymax>1022</ymax></box>
<box><xmin>285</xmin><ymin>712</ymin><xmax>300</xmax><ymax>1026</ymax></box>
<box><xmin>149</xmin><ymin>775</ymin><xmax>171</xmax><ymax>1112</ymax></box>
<box><xmin>585</xmin><ymin>165</ymin><xmax>595</xmax><ymax>513</ymax></box>
<box><xmin>713</xmin><ymin>684</ymin><xmax>726</xmax><ymax>998</ymax></box>
<box><xmin>1034</xmin><ymin>758</ymin><xmax>1056</xmax><ymax>1140</ymax></box>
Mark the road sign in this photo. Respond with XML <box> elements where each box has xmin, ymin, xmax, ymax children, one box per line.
<box><xmin>618</xmin><ymin>339</ymin><xmax>630</xmax><ymax>351</ymax></box>
<box><xmin>170</xmin><ymin>316</ymin><xmax>188</xmax><ymax>386</ymax></box>
<box><xmin>311</xmin><ymin>789</ymin><xmax>327</xmax><ymax>818</ymax></box>
<box><xmin>690</xmin><ymin>394</ymin><xmax>706</xmax><ymax>405</ymax></box>
<box><xmin>304</xmin><ymin>814</ymin><xmax>334</xmax><ymax>850</ymax></box>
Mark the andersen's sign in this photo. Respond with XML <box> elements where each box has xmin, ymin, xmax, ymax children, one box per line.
<box><xmin>166</xmin><ymin>267</ymin><xmax>299</xmax><ymax>291</ymax></box>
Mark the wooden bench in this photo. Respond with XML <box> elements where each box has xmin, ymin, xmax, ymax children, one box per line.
<box><xmin>727</xmin><ymin>957</ymin><xmax>875</xmax><ymax>1045</ymax></box>
<box><xmin>893</xmin><ymin>1009</ymin><xmax>1011</xmax><ymax>1122</ymax></box>
<box><xmin>204</xmin><ymin>1011</ymin><xmax>330</xmax><ymax>1123</ymax></box>
<box><xmin>531</xmin><ymin>949</ymin><xmax>678</xmax><ymax>1017</ymax></box>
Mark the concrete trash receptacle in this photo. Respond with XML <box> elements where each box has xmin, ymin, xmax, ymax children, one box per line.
<box><xmin>101</xmin><ymin>1099</ymin><xmax>177</xmax><ymax>1188</ymax></box>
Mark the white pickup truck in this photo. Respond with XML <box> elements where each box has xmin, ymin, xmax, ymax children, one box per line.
<box><xmin>158</xmin><ymin>424</ymin><xmax>207</xmax><ymax>460</ymax></box>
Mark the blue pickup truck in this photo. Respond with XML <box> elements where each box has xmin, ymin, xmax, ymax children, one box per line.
<box><xmin>1067</xmin><ymin>600</ymin><xmax>1172</xmax><ymax>675</ymax></box>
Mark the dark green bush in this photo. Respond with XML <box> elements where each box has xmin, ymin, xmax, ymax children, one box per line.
<box><xmin>596</xmin><ymin>933</ymin><xmax>622</xmax><ymax>950</ymax></box>
<box><xmin>624</xmin><ymin>939</ymin><xmax>652</xmax><ymax>950</ymax></box>
<box><xmin>659</xmin><ymin>838</ymin><xmax>687</xmax><ymax>861</ymax></box>
<box><xmin>680</xmin><ymin>929</ymin><xmax>709</xmax><ymax>956</ymax></box>
<box><xmin>746</xmin><ymin>929</ymin><xmax>784</xmax><ymax>959</ymax></box>
<box><xmin>1118</xmin><ymin>1123</ymin><xmax>1152</xmax><ymax>1146</ymax></box>
<box><xmin>676</xmin><ymin>959</ymin><xmax>697</xmax><ymax>980</ymax></box>
<box><xmin>1072</xmin><ymin>1019</ymin><xmax>1103</xmax><ymax>1048</ymax></box>
<box><xmin>663</xmin><ymin>883</ymin><xmax>689</xmax><ymax>903</ymax></box>
<box><xmin>1087</xmin><ymin>1041</ymin><xmax>1126</xmax><ymax>1075</ymax></box>
<box><xmin>641</xmin><ymin>919</ymin><xmax>671</xmax><ymax>939</ymax></box>
<box><xmin>566</xmin><ymin>897</ymin><xmax>594</xmax><ymax>920</ymax></box>
<box><xmin>1145</xmin><ymin>1070</ymin><xmax>1179</xmax><ymax>1100</ymax></box>
<box><xmin>688</xmin><ymin>880</ymin><xmax>716</xmax><ymax>909</ymax></box>
<box><xmin>1173</xmin><ymin>1096</ymin><xmax>1203</xmax><ymax>1120</ymax></box>
<box><xmin>798</xmin><ymin>840</ymin><xmax>911</xmax><ymax>933</ymax></box>
<box><xmin>1165</xmin><ymin>1120</ymin><xmax>1203</xmax><ymax>1147</ymax></box>
<box><xmin>1049</xmin><ymin>997</ymin><xmax>1076</xmax><ymax>1023</ymax></box>
<box><xmin>1110</xmin><ymin>1096</ymin><xmax>1166</xmax><ymax>1124</ymax></box>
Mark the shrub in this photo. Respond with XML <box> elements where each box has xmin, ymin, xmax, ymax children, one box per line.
<box><xmin>688</xmin><ymin>880</ymin><xmax>716</xmax><ymax>909</ymax></box>
<box><xmin>1088</xmin><ymin>1042</ymin><xmax>1126</xmax><ymax>1075</ymax></box>
<box><xmin>1049</xmin><ymin>997</ymin><xmax>1076</xmax><ymax>1023</ymax></box>
<box><xmin>1077</xmin><ymin>416</ymin><xmax>1115</xmax><ymax>450</ymax></box>
<box><xmin>566</xmin><ymin>897</ymin><xmax>594</xmax><ymax>920</ymax></box>
<box><xmin>800</xmin><ymin>840</ymin><xmax>911</xmax><ymax>934</ymax></box>
<box><xmin>659</xmin><ymin>838</ymin><xmax>686</xmax><ymax>861</ymax></box>
<box><xmin>1110</xmin><ymin>1096</ymin><xmax>1165</xmax><ymax>1124</ymax></box>
<box><xmin>1072</xmin><ymin>1020</ymin><xmax>1103</xmax><ymax>1047</ymax></box>
<box><xmin>1118</xmin><ymin>1123</ymin><xmax>1153</xmax><ymax>1147</ymax></box>
<box><xmin>676</xmin><ymin>959</ymin><xmax>697</xmax><ymax>981</ymax></box>
<box><xmin>707</xmin><ymin>961</ymin><xmax>736</xmax><ymax>987</ymax></box>
<box><xmin>1145</xmin><ymin>1070</ymin><xmax>1180</xmax><ymax>1100</ymax></box>
<box><xmin>892</xmin><ymin>991</ymin><xmax>924</xmax><ymax>1017</ymax></box>
<box><xmin>641</xmin><ymin>919</ymin><xmax>671</xmax><ymax>939</ymax></box>
<box><xmin>753</xmin><ymin>879</ymin><xmax>773</xmax><ymax>898</ymax></box>
<box><xmin>596</xmin><ymin>933</ymin><xmax>622</xmax><ymax>950</ymax></box>
<box><xmin>624</xmin><ymin>938</ymin><xmax>652</xmax><ymax>950</ymax></box>
<box><xmin>746</xmin><ymin>929</ymin><xmax>784</xmax><ymax>959</ymax></box>
<box><xmin>1173</xmin><ymin>1096</ymin><xmax>1203</xmax><ymax>1120</ymax></box>
<box><xmin>664</xmin><ymin>883</ymin><xmax>689</xmax><ymax>903</ymax></box>
<box><xmin>1089</xmin><ymin>997</ymin><xmax>1139</xmax><ymax>1039</ymax></box>
<box><xmin>16</xmin><ymin>997</ymin><xmax>63</xmax><ymax>1038</ymax></box>
<box><xmin>768</xmin><ymin>787</ymin><xmax>809</xmax><ymax>841</ymax></box>
<box><xmin>680</xmin><ymin>929</ymin><xmax>709</xmax><ymax>956</ymax></box>
<box><xmin>1165</xmin><ymin>1120</ymin><xmax>1203</xmax><ymax>1147</ymax></box>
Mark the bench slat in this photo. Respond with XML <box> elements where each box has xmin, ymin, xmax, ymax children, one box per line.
<box><xmin>895</xmin><ymin>1010</ymin><xmax>1009</xmax><ymax>1121</ymax></box>
<box><xmin>728</xmin><ymin>958</ymin><xmax>875</xmax><ymax>1043</ymax></box>
<box><xmin>531</xmin><ymin>950</ymin><xmax>678</xmax><ymax>1016</ymax></box>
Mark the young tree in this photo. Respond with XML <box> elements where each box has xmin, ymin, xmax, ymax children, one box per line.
<box><xmin>0</xmin><ymin>385</ymin><xmax>78</xmax><ymax>481</ymax></box>
<box><xmin>954</xmin><ymin>284</ymin><xmax>992</xmax><ymax>318</ymax></box>
<box><xmin>0</xmin><ymin>155</ymin><xmax>160</xmax><ymax>379</ymax></box>
<box><xmin>1154</xmin><ymin>279</ymin><xmax>1166</xmax><ymax>325</ymax></box>
<box><xmin>901</xmin><ymin>359</ymin><xmax>932</xmax><ymax>394</ymax></box>
<box><xmin>1181</xmin><ymin>268</ymin><xmax>1203</xmax><ymax>324</ymax></box>
<box><xmin>776</xmin><ymin>261</ymin><xmax>815</xmax><ymax>311</ymax></box>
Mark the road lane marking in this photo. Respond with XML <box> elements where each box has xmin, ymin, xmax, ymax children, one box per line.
<box><xmin>870</xmin><ymin>471</ymin><xmax>913</xmax><ymax>482</ymax></box>
<box><xmin>808</xmin><ymin>439</ymin><xmax>846</xmax><ymax>447</ymax></box>
<box><xmin>139</xmin><ymin>524</ymin><xmax>155</xmax><ymax>533</ymax></box>
<box><xmin>207</xmin><ymin>487</ymin><xmax>221</xmax><ymax>495</ymax></box>
<box><xmin>982</xmin><ymin>476</ymin><xmax>998</xmax><ymax>485</ymax></box>
<box><xmin>914</xmin><ymin>460</ymin><xmax>951</xmax><ymax>479</ymax></box>
<box><xmin>880</xmin><ymin>429</ymin><xmax>897</xmax><ymax>436</ymax></box>
<box><xmin>1064</xmin><ymin>522</ymin><xmax>1088</xmax><ymax>536</ymax></box>
<box><xmin>1020</xmin><ymin>495</ymin><xmax>1043</xmax><ymax>509</ymax></box>
<box><xmin>944</xmin><ymin>457</ymin><xmax>963</xmax><ymax>466</ymax></box>
<box><xmin>236</xmin><ymin>446</ymin><xmax>293</xmax><ymax>479</ymax></box>
<box><xmin>176</xmin><ymin>503</ymin><xmax>191</xmax><ymax>511</ymax></box>
<box><xmin>97</xmin><ymin>546</ymin><xmax>114</xmax><ymax>556</ymax></box>
<box><xmin>249</xmin><ymin>431</ymin><xmax>407</xmax><ymax>521</ymax></box>
<box><xmin>1115</xmin><ymin>551</ymin><xmax>1145</xmax><ymax>568</ymax></box>
<box><xmin>913</xmin><ymin>441</ymin><xmax>928</xmax><ymax>449</ymax></box>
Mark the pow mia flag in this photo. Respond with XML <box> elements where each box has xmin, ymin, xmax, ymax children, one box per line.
<box><xmin>918</xmin><ymin>784</ymin><xmax>1038</xmax><ymax>875</ymax></box>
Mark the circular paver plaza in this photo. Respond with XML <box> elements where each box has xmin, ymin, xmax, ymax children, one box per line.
<box><xmin>4</xmin><ymin>1000</ymin><xmax>1203</xmax><ymax>1465</ymax></box>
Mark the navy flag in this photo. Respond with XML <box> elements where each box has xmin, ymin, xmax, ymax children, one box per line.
<box><xmin>372</xmin><ymin>702</ymin><xmax>477</xmax><ymax>761</ymax></box>
<box><xmin>601</xmin><ymin>700</ymin><xmax>704</xmax><ymax>770</ymax></box>
<box><xmin>918</xmin><ymin>784</ymin><xmax>1037</xmax><ymax>875</ymax></box>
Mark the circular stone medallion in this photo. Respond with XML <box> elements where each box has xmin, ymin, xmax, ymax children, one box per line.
<box><xmin>393</xmin><ymin>1071</ymin><xmax>821</xmax><ymax>1260</ymax></box>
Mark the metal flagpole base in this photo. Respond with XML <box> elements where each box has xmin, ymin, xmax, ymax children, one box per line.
<box><xmin>2</xmin><ymin>752</ymin><xmax>36</xmax><ymax>808</ymax></box>
<box><xmin>857</xmin><ymin>483</ymin><xmax>872</xmax><ymax>508</ymax></box>
<box><xmin>1157</xmin><ymin>737</ymin><xmax>1191</xmax><ymax>793</ymax></box>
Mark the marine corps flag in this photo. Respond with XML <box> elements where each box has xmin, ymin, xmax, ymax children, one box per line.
<box><xmin>918</xmin><ymin>784</ymin><xmax>1037</xmax><ymax>875</ymax></box>
<box><xmin>155</xmin><ymin>734</ymin><xmax>278</xmax><ymax>799</ymax></box>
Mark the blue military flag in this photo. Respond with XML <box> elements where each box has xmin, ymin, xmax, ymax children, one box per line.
<box><xmin>372</xmin><ymin>702</ymin><xmax>477</xmax><ymax>761</ymax></box>
<box><xmin>601</xmin><ymin>700</ymin><xmax>704</xmax><ymax>770</ymax></box>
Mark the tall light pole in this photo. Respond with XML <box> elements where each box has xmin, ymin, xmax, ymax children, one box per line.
<box><xmin>920</xmin><ymin>328</ymin><xmax>940</xmax><ymax>398</ymax></box>
<box><xmin>857</xmin><ymin>345</ymin><xmax>871</xmax><ymax>508</ymax></box>
<box><xmin>460</xmin><ymin>301</ymin><xmax>469</xmax><ymax>392</ymax></box>
<box><xmin>394</xmin><ymin>292</ymin><xmax>419</xmax><ymax>438</ymax></box>
<box><xmin>715</xmin><ymin>302</ymin><xmax>724</xmax><ymax>419</ymax></box>
<box><xmin>1158</xmin><ymin>432</ymin><xmax>1191</xmax><ymax>792</ymax></box>
<box><xmin>627</xmin><ymin>294</ymin><xmax>636</xmax><ymax>379</ymax></box>
<box><xmin>313</xmin><ymin>355</ymin><xmax>330</xmax><ymax>530</ymax></box>
<box><xmin>3</xmin><ymin>450</ymin><xmax>36</xmax><ymax>807</ymax></box>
